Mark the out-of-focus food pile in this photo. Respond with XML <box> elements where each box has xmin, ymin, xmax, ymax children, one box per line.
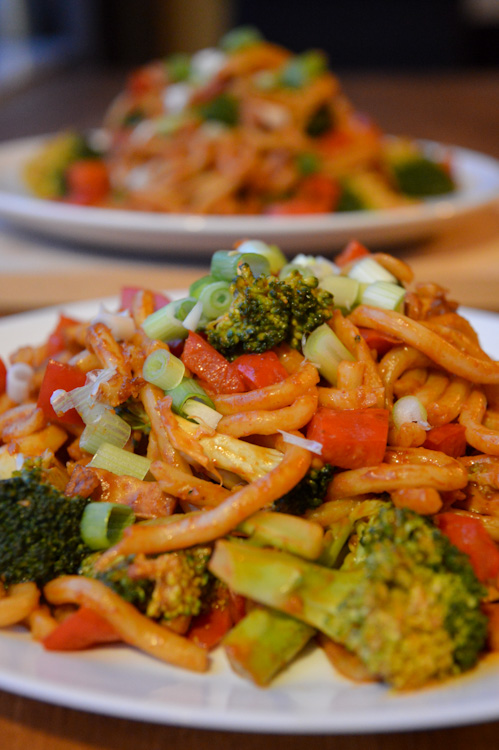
<box><xmin>24</xmin><ymin>27</ymin><xmax>455</xmax><ymax>214</ymax></box>
<box><xmin>2</xmin><ymin>238</ymin><xmax>499</xmax><ymax>692</ymax></box>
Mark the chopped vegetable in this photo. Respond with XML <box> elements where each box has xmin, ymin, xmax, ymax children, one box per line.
<box><xmin>306</xmin><ymin>407</ymin><xmax>389</xmax><ymax>469</ymax></box>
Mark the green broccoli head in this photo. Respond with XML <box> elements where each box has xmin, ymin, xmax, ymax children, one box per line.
<box><xmin>338</xmin><ymin>505</ymin><xmax>488</xmax><ymax>687</ymax></box>
<box><xmin>0</xmin><ymin>464</ymin><xmax>91</xmax><ymax>587</ymax></box>
<box><xmin>390</xmin><ymin>157</ymin><xmax>455</xmax><ymax>197</ymax></box>
<box><xmin>272</xmin><ymin>464</ymin><xmax>333</xmax><ymax>516</ymax></box>
<box><xmin>209</xmin><ymin>504</ymin><xmax>488</xmax><ymax>690</ymax></box>
<box><xmin>82</xmin><ymin>546</ymin><xmax>212</xmax><ymax>622</ymax></box>
<box><xmin>204</xmin><ymin>264</ymin><xmax>334</xmax><ymax>359</ymax></box>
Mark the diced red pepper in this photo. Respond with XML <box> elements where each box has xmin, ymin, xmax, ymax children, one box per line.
<box><xmin>306</xmin><ymin>407</ymin><xmax>389</xmax><ymax>469</ymax></box>
<box><xmin>181</xmin><ymin>331</ymin><xmax>245</xmax><ymax>394</ymax></box>
<box><xmin>423</xmin><ymin>423</ymin><xmax>467</xmax><ymax>458</ymax></box>
<box><xmin>335</xmin><ymin>240</ymin><xmax>371</xmax><ymax>268</ymax></box>
<box><xmin>266</xmin><ymin>175</ymin><xmax>340</xmax><ymax>215</ymax></box>
<box><xmin>65</xmin><ymin>159</ymin><xmax>110</xmax><ymax>206</ymax></box>
<box><xmin>127</xmin><ymin>64</ymin><xmax>165</xmax><ymax>97</ymax></box>
<box><xmin>42</xmin><ymin>607</ymin><xmax>120</xmax><ymax>651</ymax></box>
<box><xmin>436</xmin><ymin>512</ymin><xmax>499</xmax><ymax>583</ymax></box>
<box><xmin>357</xmin><ymin>327</ymin><xmax>401</xmax><ymax>357</ymax></box>
<box><xmin>37</xmin><ymin>359</ymin><xmax>87</xmax><ymax>425</ymax></box>
<box><xmin>188</xmin><ymin>591</ymin><xmax>246</xmax><ymax>650</ymax></box>
<box><xmin>233</xmin><ymin>351</ymin><xmax>288</xmax><ymax>390</ymax></box>
<box><xmin>0</xmin><ymin>357</ymin><xmax>6</xmax><ymax>395</ymax></box>
<box><xmin>187</xmin><ymin>605</ymin><xmax>233</xmax><ymax>650</ymax></box>
<box><xmin>119</xmin><ymin>286</ymin><xmax>170</xmax><ymax>313</ymax></box>
<box><xmin>46</xmin><ymin>314</ymin><xmax>81</xmax><ymax>358</ymax></box>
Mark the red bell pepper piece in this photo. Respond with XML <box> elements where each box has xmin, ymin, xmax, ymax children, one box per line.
<box><xmin>335</xmin><ymin>240</ymin><xmax>371</xmax><ymax>268</ymax></box>
<box><xmin>0</xmin><ymin>357</ymin><xmax>6</xmax><ymax>395</ymax></box>
<box><xmin>37</xmin><ymin>359</ymin><xmax>87</xmax><ymax>425</ymax></box>
<box><xmin>357</xmin><ymin>327</ymin><xmax>401</xmax><ymax>357</ymax></box>
<box><xmin>119</xmin><ymin>287</ymin><xmax>170</xmax><ymax>313</ymax></box>
<box><xmin>306</xmin><ymin>407</ymin><xmax>389</xmax><ymax>469</ymax></box>
<box><xmin>187</xmin><ymin>605</ymin><xmax>233</xmax><ymax>650</ymax></box>
<box><xmin>181</xmin><ymin>331</ymin><xmax>245</xmax><ymax>394</ymax></box>
<box><xmin>423</xmin><ymin>423</ymin><xmax>467</xmax><ymax>458</ymax></box>
<box><xmin>266</xmin><ymin>175</ymin><xmax>340</xmax><ymax>215</ymax></box>
<box><xmin>42</xmin><ymin>607</ymin><xmax>120</xmax><ymax>651</ymax></box>
<box><xmin>233</xmin><ymin>351</ymin><xmax>288</xmax><ymax>390</ymax></box>
<box><xmin>188</xmin><ymin>591</ymin><xmax>246</xmax><ymax>650</ymax></box>
<box><xmin>46</xmin><ymin>314</ymin><xmax>81</xmax><ymax>358</ymax></box>
<box><xmin>436</xmin><ymin>512</ymin><xmax>499</xmax><ymax>583</ymax></box>
<box><xmin>65</xmin><ymin>160</ymin><xmax>110</xmax><ymax>206</ymax></box>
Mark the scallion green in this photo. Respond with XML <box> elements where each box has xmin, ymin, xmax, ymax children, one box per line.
<box><xmin>89</xmin><ymin>443</ymin><xmax>151</xmax><ymax>480</ymax></box>
<box><xmin>319</xmin><ymin>275</ymin><xmax>360</xmax><ymax>312</ymax></box>
<box><xmin>210</xmin><ymin>250</ymin><xmax>270</xmax><ymax>281</ymax></box>
<box><xmin>80</xmin><ymin>501</ymin><xmax>135</xmax><ymax>550</ymax></box>
<box><xmin>361</xmin><ymin>281</ymin><xmax>406</xmax><ymax>311</ymax></box>
<box><xmin>141</xmin><ymin>297</ymin><xmax>197</xmax><ymax>342</ymax></box>
<box><xmin>79</xmin><ymin>410</ymin><xmax>132</xmax><ymax>454</ymax></box>
<box><xmin>236</xmin><ymin>239</ymin><xmax>287</xmax><ymax>275</ymax></box>
<box><xmin>189</xmin><ymin>274</ymin><xmax>218</xmax><ymax>299</ymax></box>
<box><xmin>143</xmin><ymin>348</ymin><xmax>185</xmax><ymax>390</ymax></box>
<box><xmin>303</xmin><ymin>323</ymin><xmax>354</xmax><ymax>385</ymax></box>
<box><xmin>167</xmin><ymin>377</ymin><xmax>215</xmax><ymax>415</ymax></box>
<box><xmin>347</xmin><ymin>257</ymin><xmax>397</xmax><ymax>284</ymax></box>
<box><xmin>198</xmin><ymin>280</ymin><xmax>232</xmax><ymax>319</ymax></box>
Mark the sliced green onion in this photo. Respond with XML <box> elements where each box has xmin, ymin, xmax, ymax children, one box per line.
<box><xmin>141</xmin><ymin>297</ymin><xmax>196</xmax><ymax>342</ymax></box>
<box><xmin>347</xmin><ymin>257</ymin><xmax>397</xmax><ymax>284</ymax></box>
<box><xmin>288</xmin><ymin>253</ymin><xmax>339</xmax><ymax>281</ymax></box>
<box><xmin>392</xmin><ymin>395</ymin><xmax>430</xmax><ymax>431</ymax></box>
<box><xmin>303</xmin><ymin>323</ymin><xmax>354</xmax><ymax>385</ymax></box>
<box><xmin>361</xmin><ymin>281</ymin><xmax>406</xmax><ymax>311</ymax></box>
<box><xmin>210</xmin><ymin>250</ymin><xmax>270</xmax><ymax>281</ymax></box>
<box><xmin>181</xmin><ymin>300</ymin><xmax>204</xmax><ymax>331</ymax></box>
<box><xmin>198</xmin><ymin>280</ymin><xmax>232</xmax><ymax>319</ymax></box>
<box><xmin>80</xmin><ymin>410</ymin><xmax>132</xmax><ymax>454</ymax></box>
<box><xmin>167</xmin><ymin>377</ymin><xmax>215</xmax><ymax>415</ymax></box>
<box><xmin>80</xmin><ymin>502</ymin><xmax>135</xmax><ymax>550</ymax></box>
<box><xmin>183</xmin><ymin>399</ymin><xmax>222</xmax><ymax>429</ymax></box>
<box><xmin>220</xmin><ymin>25</ymin><xmax>263</xmax><ymax>53</ymax></box>
<box><xmin>89</xmin><ymin>443</ymin><xmax>151</xmax><ymax>480</ymax></box>
<box><xmin>189</xmin><ymin>274</ymin><xmax>218</xmax><ymax>299</ymax></box>
<box><xmin>143</xmin><ymin>348</ymin><xmax>185</xmax><ymax>390</ymax></box>
<box><xmin>279</xmin><ymin>262</ymin><xmax>317</xmax><ymax>282</ymax></box>
<box><xmin>280</xmin><ymin>50</ymin><xmax>328</xmax><ymax>88</ymax></box>
<box><xmin>236</xmin><ymin>240</ymin><xmax>287</xmax><ymax>275</ymax></box>
<box><xmin>319</xmin><ymin>275</ymin><xmax>360</xmax><ymax>312</ymax></box>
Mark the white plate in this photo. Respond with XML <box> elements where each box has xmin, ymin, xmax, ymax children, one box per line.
<box><xmin>0</xmin><ymin>135</ymin><xmax>498</xmax><ymax>254</ymax></box>
<box><xmin>1</xmin><ymin>300</ymin><xmax>499</xmax><ymax>734</ymax></box>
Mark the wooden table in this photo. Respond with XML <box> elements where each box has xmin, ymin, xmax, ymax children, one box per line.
<box><xmin>0</xmin><ymin>65</ymin><xmax>499</xmax><ymax>750</ymax></box>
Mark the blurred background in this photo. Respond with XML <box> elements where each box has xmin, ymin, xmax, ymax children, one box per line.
<box><xmin>1</xmin><ymin>0</ymin><xmax>498</xmax><ymax>95</ymax></box>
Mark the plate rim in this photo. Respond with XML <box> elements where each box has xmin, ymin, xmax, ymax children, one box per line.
<box><xmin>0</xmin><ymin>134</ymin><xmax>498</xmax><ymax>252</ymax></box>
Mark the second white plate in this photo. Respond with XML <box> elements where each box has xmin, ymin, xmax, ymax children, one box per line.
<box><xmin>0</xmin><ymin>135</ymin><xmax>498</xmax><ymax>254</ymax></box>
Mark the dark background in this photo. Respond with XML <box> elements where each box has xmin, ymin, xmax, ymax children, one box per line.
<box><xmin>15</xmin><ymin>0</ymin><xmax>499</xmax><ymax>71</ymax></box>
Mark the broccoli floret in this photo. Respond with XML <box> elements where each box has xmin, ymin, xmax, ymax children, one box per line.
<box><xmin>24</xmin><ymin>131</ymin><xmax>101</xmax><ymax>199</ymax></box>
<box><xmin>210</xmin><ymin>505</ymin><xmax>488</xmax><ymax>689</ymax></box>
<box><xmin>0</xmin><ymin>464</ymin><xmax>91</xmax><ymax>587</ymax></box>
<box><xmin>272</xmin><ymin>465</ymin><xmax>333</xmax><ymax>516</ymax></box>
<box><xmin>81</xmin><ymin>546</ymin><xmax>212</xmax><ymax>622</ymax></box>
<box><xmin>391</xmin><ymin>157</ymin><xmax>455</xmax><ymax>197</ymax></box>
<box><xmin>205</xmin><ymin>264</ymin><xmax>334</xmax><ymax>358</ymax></box>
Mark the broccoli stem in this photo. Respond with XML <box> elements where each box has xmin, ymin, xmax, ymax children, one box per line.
<box><xmin>223</xmin><ymin>606</ymin><xmax>315</xmax><ymax>686</ymax></box>
<box><xmin>237</xmin><ymin>511</ymin><xmax>324</xmax><ymax>560</ymax></box>
<box><xmin>209</xmin><ymin>539</ymin><xmax>362</xmax><ymax>635</ymax></box>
